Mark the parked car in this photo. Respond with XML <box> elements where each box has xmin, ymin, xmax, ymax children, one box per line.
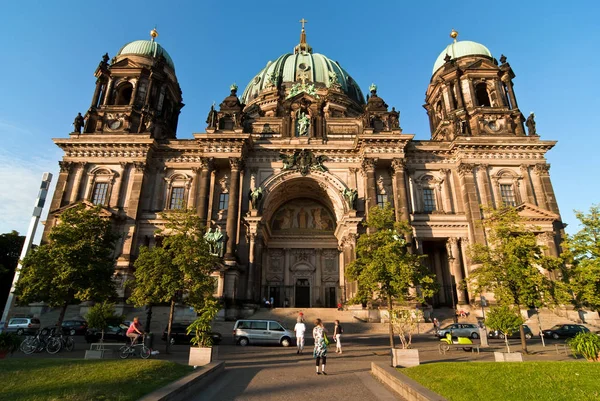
<box><xmin>62</xmin><ymin>320</ymin><xmax>88</xmax><ymax>335</ymax></box>
<box><xmin>233</xmin><ymin>319</ymin><xmax>294</xmax><ymax>346</ymax></box>
<box><xmin>488</xmin><ymin>324</ymin><xmax>533</xmax><ymax>339</ymax></box>
<box><xmin>85</xmin><ymin>325</ymin><xmax>127</xmax><ymax>343</ymax></box>
<box><xmin>543</xmin><ymin>324</ymin><xmax>590</xmax><ymax>339</ymax></box>
<box><xmin>161</xmin><ymin>322</ymin><xmax>222</xmax><ymax>345</ymax></box>
<box><xmin>6</xmin><ymin>317</ymin><xmax>41</xmax><ymax>335</ymax></box>
<box><xmin>435</xmin><ymin>323</ymin><xmax>480</xmax><ymax>339</ymax></box>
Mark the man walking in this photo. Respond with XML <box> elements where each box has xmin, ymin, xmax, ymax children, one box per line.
<box><xmin>294</xmin><ymin>316</ymin><xmax>306</xmax><ymax>354</ymax></box>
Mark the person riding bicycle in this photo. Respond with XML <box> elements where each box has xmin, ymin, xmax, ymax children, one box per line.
<box><xmin>126</xmin><ymin>317</ymin><xmax>145</xmax><ymax>345</ymax></box>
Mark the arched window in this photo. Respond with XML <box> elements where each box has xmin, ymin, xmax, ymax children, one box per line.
<box><xmin>414</xmin><ymin>174</ymin><xmax>442</xmax><ymax>213</ymax></box>
<box><xmin>475</xmin><ymin>83</ymin><xmax>491</xmax><ymax>107</ymax></box>
<box><xmin>86</xmin><ymin>167</ymin><xmax>117</xmax><ymax>206</ymax></box>
<box><xmin>492</xmin><ymin>169</ymin><xmax>522</xmax><ymax>207</ymax></box>
<box><xmin>115</xmin><ymin>82</ymin><xmax>133</xmax><ymax>105</ymax></box>
<box><xmin>164</xmin><ymin>173</ymin><xmax>191</xmax><ymax>210</ymax></box>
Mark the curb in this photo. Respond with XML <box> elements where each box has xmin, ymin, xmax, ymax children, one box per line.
<box><xmin>138</xmin><ymin>361</ymin><xmax>225</xmax><ymax>401</ymax></box>
<box><xmin>371</xmin><ymin>362</ymin><xmax>447</xmax><ymax>401</ymax></box>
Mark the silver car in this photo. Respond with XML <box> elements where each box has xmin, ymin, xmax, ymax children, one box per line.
<box><xmin>233</xmin><ymin>319</ymin><xmax>294</xmax><ymax>347</ymax></box>
<box><xmin>435</xmin><ymin>323</ymin><xmax>480</xmax><ymax>339</ymax></box>
<box><xmin>6</xmin><ymin>317</ymin><xmax>41</xmax><ymax>335</ymax></box>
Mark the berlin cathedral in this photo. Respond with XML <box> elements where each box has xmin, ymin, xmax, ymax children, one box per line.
<box><xmin>43</xmin><ymin>24</ymin><xmax>563</xmax><ymax>312</ymax></box>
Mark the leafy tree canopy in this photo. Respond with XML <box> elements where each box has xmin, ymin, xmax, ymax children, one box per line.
<box><xmin>467</xmin><ymin>206</ymin><xmax>567</xmax><ymax>309</ymax></box>
<box><xmin>560</xmin><ymin>204</ymin><xmax>600</xmax><ymax>310</ymax></box>
<box><xmin>128</xmin><ymin>209</ymin><xmax>217</xmax><ymax>310</ymax></box>
<box><xmin>14</xmin><ymin>205</ymin><xmax>118</xmax><ymax>321</ymax></box>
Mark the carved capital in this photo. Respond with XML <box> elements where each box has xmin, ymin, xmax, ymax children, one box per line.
<box><xmin>191</xmin><ymin>166</ymin><xmax>202</xmax><ymax>174</ymax></box>
<box><xmin>457</xmin><ymin>163</ymin><xmax>475</xmax><ymax>177</ymax></box>
<box><xmin>519</xmin><ymin>164</ymin><xmax>530</xmax><ymax>173</ymax></box>
<box><xmin>391</xmin><ymin>158</ymin><xmax>406</xmax><ymax>173</ymax></box>
<box><xmin>199</xmin><ymin>157</ymin><xmax>215</xmax><ymax>171</ymax></box>
<box><xmin>361</xmin><ymin>158</ymin><xmax>376</xmax><ymax>174</ymax></box>
<box><xmin>538</xmin><ymin>231</ymin><xmax>555</xmax><ymax>242</ymax></box>
<box><xmin>229</xmin><ymin>157</ymin><xmax>243</xmax><ymax>171</ymax></box>
<box><xmin>133</xmin><ymin>161</ymin><xmax>146</xmax><ymax>173</ymax></box>
<box><xmin>119</xmin><ymin>161</ymin><xmax>129</xmax><ymax>169</ymax></box>
<box><xmin>533</xmin><ymin>163</ymin><xmax>550</xmax><ymax>175</ymax></box>
<box><xmin>58</xmin><ymin>161</ymin><xmax>73</xmax><ymax>173</ymax></box>
<box><xmin>439</xmin><ymin>168</ymin><xmax>451</xmax><ymax>176</ymax></box>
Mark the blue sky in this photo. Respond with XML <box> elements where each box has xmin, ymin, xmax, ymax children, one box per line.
<box><xmin>1</xmin><ymin>0</ymin><xmax>598</xmax><ymax>241</ymax></box>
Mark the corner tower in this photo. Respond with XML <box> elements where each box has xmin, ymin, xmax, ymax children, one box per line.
<box><xmin>424</xmin><ymin>30</ymin><xmax>526</xmax><ymax>141</ymax></box>
<box><xmin>83</xmin><ymin>29</ymin><xmax>183</xmax><ymax>140</ymax></box>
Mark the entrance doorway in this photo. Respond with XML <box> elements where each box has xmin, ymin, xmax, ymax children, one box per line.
<box><xmin>295</xmin><ymin>279</ymin><xmax>310</xmax><ymax>307</ymax></box>
<box><xmin>326</xmin><ymin>287</ymin><xmax>336</xmax><ymax>308</ymax></box>
<box><xmin>268</xmin><ymin>286</ymin><xmax>281</xmax><ymax>307</ymax></box>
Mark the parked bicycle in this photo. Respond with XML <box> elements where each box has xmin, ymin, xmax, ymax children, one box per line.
<box><xmin>119</xmin><ymin>334</ymin><xmax>151</xmax><ymax>359</ymax></box>
<box><xmin>46</xmin><ymin>331</ymin><xmax>75</xmax><ymax>354</ymax></box>
<box><xmin>20</xmin><ymin>328</ymin><xmax>52</xmax><ymax>355</ymax></box>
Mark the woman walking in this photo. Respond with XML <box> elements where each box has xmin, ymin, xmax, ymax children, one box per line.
<box><xmin>334</xmin><ymin>320</ymin><xmax>343</xmax><ymax>354</ymax></box>
<box><xmin>312</xmin><ymin>318</ymin><xmax>328</xmax><ymax>375</ymax></box>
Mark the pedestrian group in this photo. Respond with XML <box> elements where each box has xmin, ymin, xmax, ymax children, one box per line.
<box><xmin>294</xmin><ymin>313</ymin><xmax>344</xmax><ymax>375</ymax></box>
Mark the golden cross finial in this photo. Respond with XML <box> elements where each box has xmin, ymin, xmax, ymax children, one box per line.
<box><xmin>300</xmin><ymin>18</ymin><xmax>308</xmax><ymax>30</ymax></box>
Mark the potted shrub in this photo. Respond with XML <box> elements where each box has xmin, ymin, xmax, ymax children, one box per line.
<box><xmin>568</xmin><ymin>332</ymin><xmax>600</xmax><ymax>362</ymax></box>
<box><xmin>486</xmin><ymin>305</ymin><xmax>524</xmax><ymax>362</ymax></box>
<box><xmin>187</xmin><ymin>298</ymin><xmax>220</xmax><ymax>366</ymax></box>
<box><xmin>390</xmin><ymin>308</ymin><xmax>422</xmax><ymax>367</ymax></box>
<box><xmin>84</xmin><ymin>302</ymin><xmax>123</xmax><ymax>359</ymax></box>
<box><xmin>0</xmin><ymin>332</ymin><xmax>21</xmax><ymax>359</ymax></box>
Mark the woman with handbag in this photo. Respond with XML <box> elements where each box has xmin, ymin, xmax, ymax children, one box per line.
<box><xmin>312</xmin><ymin>318</ymin><xmax>328</xmax><ymax>375</ymax></box>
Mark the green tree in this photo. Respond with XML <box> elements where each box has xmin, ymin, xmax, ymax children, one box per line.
<box><xmin>128</xmin><ymin>209</ymin><xmax>217</xmax><ymax>353</ymax></box>
<box><xmin>14</xmin><ymin>205</ymin><xmax>118</xmax><ymax>326</ymax></box>
<box><xmin>485</xmin><ymin>305</ymin><xmax>524</xmax><ymax>353</ymax></box>
<box><xmin>86</xmin><ymin>302</ymin><xmax>122</xmax><ymax>342</ymax></box>
<box><xmin>560</xmin><ymin>205</ymin><xmax>600</xmax><ymax>311</ymax></box>
<box><xmin>346</xmin><ymin>203</ymin><xmax>437</xmax><ymax>349</ymax></box>
<box><xmin>467</xmin><ymin>206</ymin><xmax>565</xmax><ymax>352</ymax></box>
<box><xmin>0</xmin><ymin>231</ymin><xmax>25</xmax><ymax>312</ymax></box>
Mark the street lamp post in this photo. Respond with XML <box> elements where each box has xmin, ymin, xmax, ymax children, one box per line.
<box><xmin>0</xmin><ymin>173</ymin><xmax>53</xmax><ymax>331</ymax></box>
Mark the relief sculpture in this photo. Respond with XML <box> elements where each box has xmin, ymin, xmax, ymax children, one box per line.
<box><xmin>271</xmin><ymin>199</ymin><xmax>335</xmax><ymax>232</ymax></box>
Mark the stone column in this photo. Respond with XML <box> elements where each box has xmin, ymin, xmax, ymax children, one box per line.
<box><xmin>284</xmin><ymin>248</ymin><xmax>291</xmax><ymax>287</ymax></box>
<box><xmin>490</xmin><ymin>176</ymin><xmax>501</xmax><ymax>209</ymax></box>
<box><xmin>361</xmin><ymin>158</ymin><xmax>377</xmax><ymax>216</ymax></box>
<box><xmin>246</xmin><ymin>232</ymin><xmax>256</xmax><ymax>300</ymax></box>
<box><xmin>534</xmin><ymin>164</ymin><xmax>559</xmax><ymax>214</ymax></box>
<box><xmin>454</xmin><ymin>77</ymin><xmax>464</xmax><ymax>109</ymax></box>
<box><xmin>448</xmin><ymin>238</ymin><xmax>467</xmax><ymax>304</ymax></box>
<box><xmin>502</xmin><ymin>74</ymin><xmax>518</xmax><ymax>109</ymax></box>
<box><xmin>50</xmin><ymin>161</ymin><xmax>72</xmax><ymax>211</ymax></box>
<box><xmin>433</xmin><ymin>248</ymin><xmax>447</xmax><ymax>304</ymax></box>
<box><xmin>518</xmin><ymin>165</ymin><xmax>535</xmax><ymax>204</ymax></box>
<box><xmin>315</xmin><ymin>249</ymin><xmax>322</xmax><ymax>305</ymax></box>
<box><xmin>224</xmin><ymin>158</ymin><xmax>242</xmax><ymax>260</ymax></box>
<box><xmin>119</xmin><ymin>162</ymin><xmax>147</xmax><ymax>263</ymax></box>
<box><xmin>531</xmin><ymin>164</ymin><xmax>548</xmax><ymax>210</ymax></box>
<box><xmin>340</xmin><ymin>235</ymin><xmax>356</xmax><ymax>301</ymax></box>
<box><xmin>197</xmin><ymin>158</ymin><xmax>213</xmax><ymax>225</ymax></box>
<box><xmin>457</xmin><ymin>163</ymin><xmax>485</xmax><ymax>244</ymax></box>
<box><xmin>253</xmin><ymin>238</ymin><xmax>264</xmax><ymax>301</ymax></box>
<box><xmin>391</xmin><ymin>159</ymin><xmax>410</xmax><ymax>222</ymax></box>
<box><xmin>91</xmin><ymin>78</ymin><xmax>103</xmax><ymax>108</ymax></box>
<box><xmin>103</xmin><ymin>78</ymin><xmax>114</xmax><ymax>106</ymax></box>
<box><xmin>70</xmin><ymin>162</ymin><xmax>87</xmax><ymax>204</ymax></box>
<box><xmin>129</xmin><ymin>80</ymin><xmax>139</xmax><ymax>106</ymax></box>
<box><xmin>440</xmin><ymin>169</ymin><xmax>454</xmax><ymax>213</ymax></box>
<box><xmin>188</xmin><ymin>167</ymin><xmax>201</xmax><ymax>211</ymax></box>
<box><xmin>111</xmin><ymin>162</ymin><xmax>127</xmax><ymax>208</ymax></box>
<box><xmin>476</xmin><ymin>164</ymin><xmax>493</xmax><ymax>208</ymax></box>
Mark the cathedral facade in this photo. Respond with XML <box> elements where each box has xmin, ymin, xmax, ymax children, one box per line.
<box><xmin>43</xmin><ymin>27</ymin><xmax>563</xmax><ymax>311</ymax></box>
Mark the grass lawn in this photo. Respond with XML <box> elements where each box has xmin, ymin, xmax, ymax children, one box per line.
<box><xmin>0</xmin><ymin>358</ymin><xmax>193</xmax><ymax>401</ymax></box>
<box><xmin>401</xmin><ymin>361</ymin><xmax>600</xmax><ymax>401</ymax></box>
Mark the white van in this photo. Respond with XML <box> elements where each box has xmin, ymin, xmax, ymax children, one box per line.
<box><xmin>233</xmin><ymin>319</ymin><xmax>294</xmax><ymax>347</ymax></box>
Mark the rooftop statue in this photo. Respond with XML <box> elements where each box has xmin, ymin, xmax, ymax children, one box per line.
<box><xmin>73</xmin><ymin>112</ymin><xmax>85</xmax><ymax>133</ymax></box>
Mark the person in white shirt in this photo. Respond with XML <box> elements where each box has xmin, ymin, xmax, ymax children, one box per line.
<box><xmin>294</xmin><ymin>317</ymin><xmax>306</xmax><ymax>354</ymax></box>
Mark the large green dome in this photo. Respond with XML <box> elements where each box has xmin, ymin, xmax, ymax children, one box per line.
<box><xmin>117</xmin><ymin>40</ymin><xmax>175</xmax><ymax>70</ymax></box>
<box><xmin>432</xmin><ymin>40</ymin><xmax>492</xmax><ymax>75</ymax></box>
<box><xmin>242</xmin><ymin>52</ymin><xmax>365</xmax><ymax>105</ymax></box>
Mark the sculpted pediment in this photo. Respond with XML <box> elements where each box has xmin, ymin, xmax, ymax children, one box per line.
<box><xmin>108</xmin><ymin>58</ymin><xmax>146</xmax><ymax>70</ymax></box>
<box><xmin>514</xmin><ymin>202</ymin><xmax>560</xmax><ymax>222</ymax></box>
<box><xmin>50</xmin><ymin>200</ymin><xmax>118</xmax><ymax>218</ymax></box>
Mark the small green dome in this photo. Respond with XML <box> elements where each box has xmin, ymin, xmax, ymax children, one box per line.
<box><xmin>242</xmin><ymin>52</ymin><xmax>365</xmax><ymax>105</ymax></box>
<box><xmin>117</xmin><ymin>40</ymin><xmax>175</xmax><ymax>70</ymax></box>
<box><xmin>432</xmin><ymin>40</ymin><xmax>492</xmax><ymax>75</ymax></box>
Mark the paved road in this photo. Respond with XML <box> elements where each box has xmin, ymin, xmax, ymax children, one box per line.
<box><xmin>190</xmin><ymin>335</ymin><xmax>402</xmax><ymax>401</ymax></box>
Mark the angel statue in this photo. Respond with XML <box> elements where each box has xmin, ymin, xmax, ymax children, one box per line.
<box><xmin>204</xmin><ymin>228</ymin><xmax>216</xmax><ymax>255</ymax></box>
<box><xmin>342</xmin><ymin>188</ymin><xmax>358</xmax><ymax>210</ymax></box>
<box><xmin>279</xmin><ymin>153</ymin><xmax>296</xmax><ymax>170</ymax></box>
<box><xmin>249</xmin><ymin>186</ymin><xmax>263</xmax><ymax>209</ymax></box>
